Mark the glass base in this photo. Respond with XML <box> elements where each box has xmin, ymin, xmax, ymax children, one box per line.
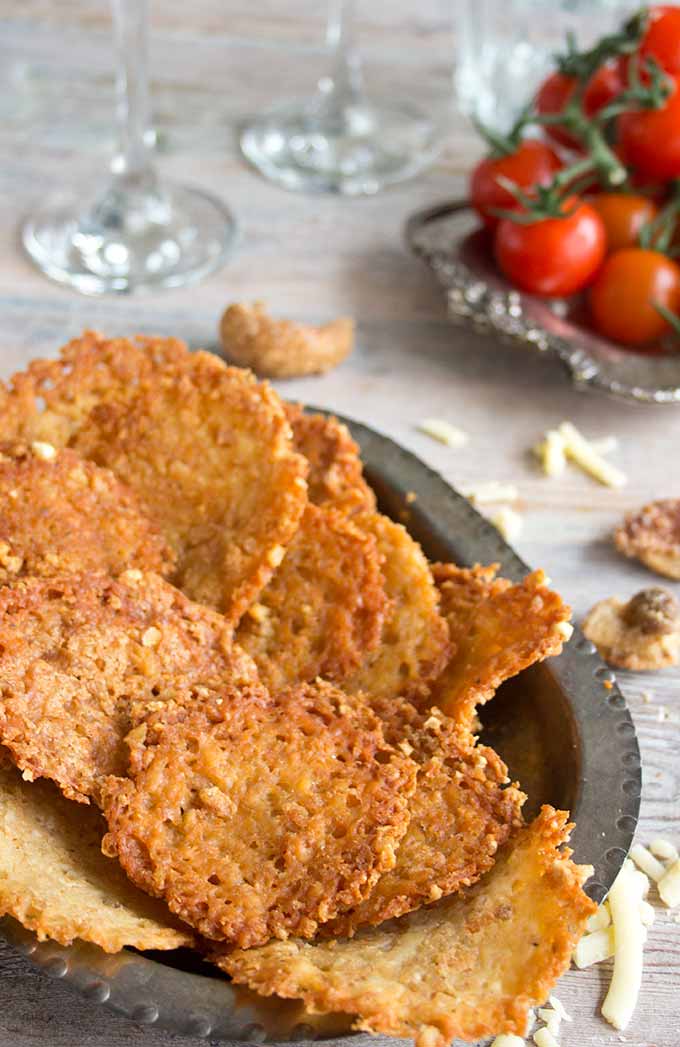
<box><xmin>21</xmin><ymin>180</ymin><xmax>237</xmax><ymax>295</ymax></box>
<box><xmin>240</xmin><ymin>97</ymin><xmax>441</xmax><ymax>195</ymax></box>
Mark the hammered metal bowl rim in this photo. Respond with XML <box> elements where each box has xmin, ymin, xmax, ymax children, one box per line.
<box><xmin>0</xmin><ymin>410</ymin><xmax>641</xmax><ymax>1041</ymax></box>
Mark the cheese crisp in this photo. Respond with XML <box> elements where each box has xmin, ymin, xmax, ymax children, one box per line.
<box><xmin>217</xmin><ymin>807</ymin><xmax>595</xmax><ymax>1047</ymax></box>
<box><xmin>0</xmin><ymin>571</ymin><xmax>257</xmax><ymax>804</ymax></box>
<box><xmin>237</xmin><ymin>504</ymin><xmax>389</xmax><ymax>689</ymax></box>
<box><xmin>101</xmin><ymin>682</ymin><xmax>417</xmax><ymax>948</ymax></box>
<box><xmin>0</xmin><ymin>761</ymin><xmax>192</xmax><ymax>952</ymax></box>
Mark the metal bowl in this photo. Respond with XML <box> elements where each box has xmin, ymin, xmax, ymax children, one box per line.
<box><xmin>405</xmin><ymin>199</ymin><xmax>680</xmax><ymax>405</ymax></box>
<box><xmin>0</xmin><ymin>413</ymin><xmax>641</xmax><ymax>1041</ymax></box>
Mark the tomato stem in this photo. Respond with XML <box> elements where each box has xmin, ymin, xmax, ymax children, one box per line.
<box><xmin>555</xmin><ymin>9</ymin><xmax>648</xmax><ymax>83</ymax></box>
<box><xmin>654</xmin><ymin>302</ymin><xmax>680</xmax><ymax>338</ymax></box>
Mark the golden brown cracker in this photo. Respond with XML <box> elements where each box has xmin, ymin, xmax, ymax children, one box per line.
<box><xmin>218</xmin><ymin>807</ymin><xmax>595</xmax><ymax>1047</ymax></box>
<box><xmin>237</xmin><ymin>504</ymin><xmax>389</xmax><ymax>689</ymax></box>
<box><xmin>0</xmin><ymin>571</ymin><xmax>257</xmax><ymax>804</ymax></box>
<box><xmin>0</xmin><ymin>761</ymin><xmax>193</xmax><ymax>952</ymax></box>
<box><xmin>101</xmin><ymin>681</ymin><xmax>417</xmax><ymax>948</ymax></box>
<box><xmin>0</xmin><ymin>440</ymin><xmax>174</xmax><ymax>584</ymax></box>
<box><xmin>73</xmin><ymin>352</ymin><xmax>308</xmax><ymax>622</ymax></box>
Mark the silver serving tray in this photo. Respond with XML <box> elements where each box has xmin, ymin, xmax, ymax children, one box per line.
<box><xmin>0</xmin><ymin>413</ymin><xmax>641</xmax><ymax>1042</ymax></box>
<box><xmin>405</xmin><ymin>199</ymin><xmax>680</xmax><ymax>405</ymax></box>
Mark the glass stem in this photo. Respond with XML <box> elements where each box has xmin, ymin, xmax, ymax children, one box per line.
<box><xmin>110</xmin><ymin>0</ymin><xmax>157</xmax><ymax>191</ymax></box>
<box><xmin>321</xmin><ymin>0</ymin><xmax>364</xmax><ymax>120</ymax></box>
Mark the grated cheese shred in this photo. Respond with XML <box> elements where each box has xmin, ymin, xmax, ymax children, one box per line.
<box><xmin>659</xmin><ymin>859</ymin><xmax>680</xmax><ymax>908</ymax></box>
<box><xmin>558</xmin><ymin>421</ymin><xmax>627</xmax><ymax>488</ymax></box>
<box><xmin>601</xmin><ymin>861</ymin><xmax>647</xmax><ymax>1031</ymax></box>
<box><xmin>418</xmin><ymin>419</ymin><xmax>469</xmax><ymax>448</ymax></box>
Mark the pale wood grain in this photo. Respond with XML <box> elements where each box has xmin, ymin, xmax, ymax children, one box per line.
<box><xmin>0</xmin><ymin>5</ymin><xmax>677</xmax><ymax>1047</ymax></box>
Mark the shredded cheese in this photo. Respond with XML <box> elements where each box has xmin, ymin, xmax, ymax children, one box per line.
<box><xmin>558</xmin><ymin>421</ymin><xmax>627</xmax><ymax>488</ymax></box>
<box><xmin>601</xmin><ymin>861</ymin><xmax>647</xmax><ymax>1031</ymax></box>
<box><xmin>418</xmin><ymin>419</ymin><xmax>469</xmax><ymax>448</ymax></box>
<box><xmin>464</xmin><ymin>482</ymin><xmax>519</xmax><ymax>504</ymax></box>
<box><xmin>573</xmin><ymin>926</ymin><xmax>615</xmax><ymax>968</ymax></box>
<box><xmin>590</xmin><ymin>435</ymin><xmax>619</xmax><ymax>455</ymax></box>
<box><xmin>536</xmin><ymin>1009</ymin><xmax>561</xmax><ymax>1037</ymax></box>
<box><xmin>586</xmin><ymin>903</ymin><xmax>611</xmax><ymax>932</ymax></box>
<box><xmin>548</xmin><ymin>996</ymin><xmax>572</xmax><ymax>1022</ymax></box>
<box><xmin>533</xmin><ymin>1029</ymin><xmax>559</xmax><ymax>1047</ymax></box>
<box><xmin>649</xmin><ymin>839</ymin><xmax>679</xmax><ymax>863</ymax></box>
<box><xmin>630</xmin><ymin>843</ymin><xmax>666</xmax><ymax>883</ymax></box>
<box><xmin>491</xmin><ymin>506</ymin><xmax>523</xmax><ymax>544</ymax></box>
<box><xmin>490</xmin><ymin>1036</ymin><xmax>526</xmax><ymax>1047</ymax></box>
<box><xmin>534</xmin><ymin>430</ymin><xmax>567</xmax><ymax>477</ymax></box>
<box><xmin>31</xmin><ymin>440</ymin><xmax>57</xmax><ymax>462</ymax></box>
<box><xmin>639</xmin><ymin>900</ymin><xmax>655</xmax><ymax>926</ymax></box>
<box><xmin>659</xmin><ymin>859</ymin><xmax>680</xmax><ymax>908</ymax></box>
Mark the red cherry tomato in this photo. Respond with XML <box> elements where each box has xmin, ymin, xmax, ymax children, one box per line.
<box><xmin>494</xmin><ymin>197</ymin><xmax>606</xmax><ymax>297</ymax></box>
<box><xmin>469</xmin><ymin>140</ymin><xmax>563</xmax><ymax>230</ymax></box>
<box><xmin>589</xmin><ymin>248</ymin><xmax>680</xmax><ymax>345</ymax></box>
<box><xmin>638</xmin><ymin>6</ymin><xmax>680</xmax><ymax>76</ymax></box>
<box><xmin>535</xmin><ymin>63</ymin><xmax>624</xmax><ymax>150</ymax></box>
<box><xmin>535</xmin><ymin>72</ymin><xmax>581</xmax><ymax>149</ymax></box>
<box><xmin>618</xmin><ymin>75</ymin><xmax>680</xmax><ymax>181</ymax></box>
<box><xmin>590</xmin><ymin>193</ymin><xmax>659</xmax><ymax>253</ymax></box>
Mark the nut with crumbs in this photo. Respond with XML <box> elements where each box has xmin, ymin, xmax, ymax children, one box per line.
<box><xmin>614</xmin><ymin>498</ymin><xmax>680</xmax><ymax>580</ymax></box>
<box><xmin>219</xmin><ymin>302</ymin><xmax>354</xmax><ymax>379</ymax></box>
<box><xmin>582</xmin><ymin>587</ymin><xmax>680</xmax><ymax>670</ymax></box>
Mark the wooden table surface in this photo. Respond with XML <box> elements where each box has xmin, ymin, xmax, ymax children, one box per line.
<box><xmin>0</xmin><ymin>4</ymin><xmax>678</xmax><ymax>1047</ymax></box>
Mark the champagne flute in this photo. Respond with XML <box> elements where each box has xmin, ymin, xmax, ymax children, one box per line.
<box><xmin>21</xmin><ymin>0</ymin><xmax>236</xmax><ymax>295</ymax></box>
<box><xmin>240</xmin><ymin>0</ymin><xmax>443</xmax><ymax>195</ymax></box>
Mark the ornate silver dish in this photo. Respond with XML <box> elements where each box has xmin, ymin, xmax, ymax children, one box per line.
<box><xmin>0</xmin><ymin>413</ymin><xmax>641</xmax><ymax>1041</ymax></box>
<box><xmin>405</xmin><ymin>199</ymin><xmax>680</xmax><ymax>405</ymax></box>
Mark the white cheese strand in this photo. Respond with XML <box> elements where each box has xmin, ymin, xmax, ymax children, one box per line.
<box><xmin>573</xmin><ymin>926</ymin><xmax>615</xmax><ymax>968</ymax></box>
<box><xmin>533</xmin><ymin>1029</ymin><xmax>559</xmax><ymax>1047</ymax></box>
<box><xmin>586</xmin><ymin>903</ymin><xmax>611</xmax><ymax>932</ymax></box>
<box><xmin>630</xmin><ymin>843</ymin><xmax>666</xmax><ymax>883</ymax></box>
<box><xmin>649</xmin><ymin>838</ymin><xmax>679</xmax><ymax>863</ymax></box>
<box><xmin>601</xmin><ymin>862</ymin><xmax>647</xmax><ymax>1031</ymax></box>
<box><xmin>548</xmin><ymin>995</ymin><xmax>572</xmax><ymax>1022</ymax></box>
<box><xmin>490</xmin><ymin>1036</ymin><xmax>526</xmax><ymax>1047</ymax></box>
<box><xmin>659</xmin><ymin>859</ymin><xmax>680</xmax><ymax>908</ymax></box>
<box><xmin>558</xmin><ymin>421</ymin><xmax>627</xmax><ymax>488</ymax></box>
<box><xmin>418</xmin><ymin>419</ymin><xmax>469</xmax><ymax>448</ymax></box>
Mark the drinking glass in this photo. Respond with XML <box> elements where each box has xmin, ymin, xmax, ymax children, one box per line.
<box><xmin>240</xmin><ymin>0</ymin><xmax>445</xmax><ymax>195</ymax></box>
<box><xmin>21</xmin><ymin>0</ymin><xmax>236</xmax><ymax>295</ymax></box>
<box><xmin>455</xmin><ymin>0</ymin><xmax>635</xmax><ymax>132</ymax></box>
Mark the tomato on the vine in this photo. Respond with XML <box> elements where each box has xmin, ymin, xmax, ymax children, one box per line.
<box><xmin>589</xmin><ymin>247</ymin><xmax>680</xmax><ymax>345</ymax></box>
<box><xmin>535</xmin><ymin>62</ymin><xmax>624</xmax><ymax>150</ymax></box>
<box><xmin>637</xmin><ymin>5</ymin><xmax>680</xmax><ymax>76</ymax></box>
<box><xmin>590</xmin><ymin>193</ymin><xmax>659</xmax><ymax>252</ymax></box>
<box><xmin>618</xmin><ymin>75</ymin><xmax>680</xmax><ymax>181</ymax></box>
<box><xmin>469</xmin><ymin>140</ymin><xmax>563</xmax><ymax>230</ymax></box>
<box><xmin>494</xmin><ymin>197</ymin><xmax>606</xmax><ymax>297</ymax></box>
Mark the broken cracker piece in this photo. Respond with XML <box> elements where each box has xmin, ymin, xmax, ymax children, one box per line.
<box><xmin>615</xmin><ymin>498</ymin><xmax>680</xmax><ymax>581</ymax></box>
<box><xmin>220</xmin><ymin>302</ymin><xmax>353</xmax><ymax>379</ymax></box>
<box><xmin>582</xmin><ymin>588</ymin><xmax>680</xmax><ymax>670</ymax></box>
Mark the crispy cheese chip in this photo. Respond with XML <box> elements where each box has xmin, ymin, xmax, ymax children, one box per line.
<box><xmin>0</xmin><ymin>761</ymin><xmax>192</xmax><ymax>952</ymax></box>
<box><xmin>218</xmin><ymin>807</ymin><xmax>595</xmax><ymax>1047</ymax></box>
<box><xmin>0</xmin><ymin>441</ymin><xmax>174</xmax><ymax>584</ymax></box>
<box><xmin>285</xmin><ymin>404</ymin><xmax>375</xmax><ymax>516</ymax></box>
<box><xmin>220</xmin><ymin>303</ymin><xmax>354</xmax><ymax>379</ymax></box>
<box><xmin>0</xmin><ymin>571</ymin><xmax>257</xmax><ymax>804</ymax></box>
<box><xmin>430</xmin><ymin>565</ymin><xmax>571</xmax><ymax>727</ymax></box>
<box><xmin>325</xmin><ymin>704</ymin><xmax>525</xmax><ymax>936</ymax></box>
<box><xmin>73</xmin><ymin>352</ymin><xmax>308</xmax><ymax>621</ymax></box>
<box><xmin>101</xmin><ymin>682</ymin><xmax>417</xmax><ymax>948</ymax></box>
<box><xmin>343</xmin><ymin>514</ymin><xmax>450</xmax><ymax>704</ymax></box>
<box><xmin>237</xmin><ymin>504</ymin><xmax>389</xmax><ymax>689</ymax></box>
<box><xmin>614</xmin><ymin>498</ymin><xmax>680</xmax><ymax>581</ymax></box>
<box><xmin>0</xmin><ymin>330</ymin><xmax>190</xmax><ymax>447</ymax></box>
